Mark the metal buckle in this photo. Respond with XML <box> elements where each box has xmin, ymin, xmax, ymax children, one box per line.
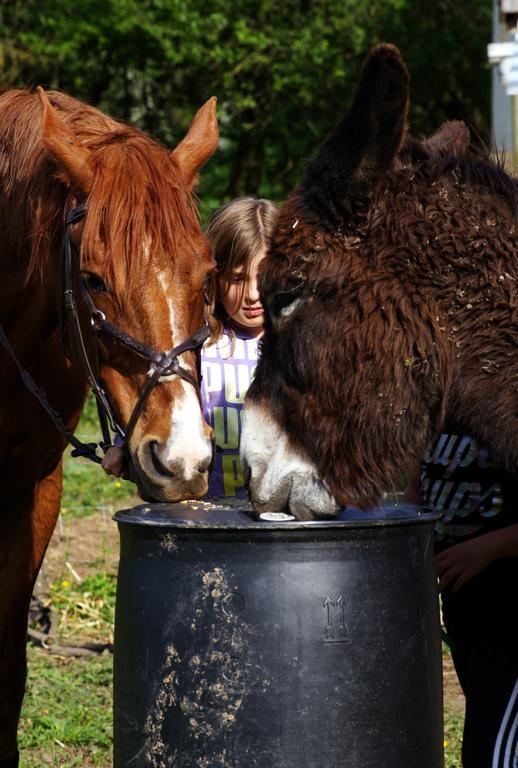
<box><xmin>91</xmin><ymin>309</ymin><xmax>106</xmax><ymax>329</ymax></box>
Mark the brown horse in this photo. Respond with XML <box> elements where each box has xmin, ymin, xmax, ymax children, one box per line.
<box><xmin>241</xmin><ymin>44</ymin><xmax>518</xmax><ymax>519</ymax></box>
<box><xmin>0</xmin><ymin>88</ymin><xmax>218</xmax><ymax>765</ymax></box>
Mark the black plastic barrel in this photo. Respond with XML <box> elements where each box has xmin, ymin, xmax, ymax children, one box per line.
<box><xmin>113</xmin><ymin>500</ymin><xmax>443</xmax><ymax>768</ymax></box>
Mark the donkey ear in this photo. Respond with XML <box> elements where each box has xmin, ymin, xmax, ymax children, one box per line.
<box><xmin>36</xmin><ymin>87</ymin><xmax>94</xmax><ymax>196</ymax></box>
<box><xmin>171</xmin><ymin>97</ymin><xmax>219</xmax><ymax>188</ymax></box>
<box><xmin>303</xmin><ymin>44</ymin><xmax>409</xmax><ymax>218</ymax></box>
<box><xmin>421</xmin><ymin>121</ymin><xmax>470</xmax><ymax>160</ymax></box>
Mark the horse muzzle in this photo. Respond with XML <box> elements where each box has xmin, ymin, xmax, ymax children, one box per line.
<box><xmin>131</xmin><ymin>436</ymin><xmax>212</xmax><ymax>502</ymax></box>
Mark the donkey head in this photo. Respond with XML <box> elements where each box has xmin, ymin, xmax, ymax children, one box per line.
<box><xmin>241</xmin><ymin>45</ymin><xmax>455</xmax><ymax>518</ymax></box>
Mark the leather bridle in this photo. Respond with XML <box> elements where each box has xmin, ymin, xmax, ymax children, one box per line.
<box><xmin>0</xmin><ymin>203</ymin><xmax>210</xmax><ymax>465</ymax></box>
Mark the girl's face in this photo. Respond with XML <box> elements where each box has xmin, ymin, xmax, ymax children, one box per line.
<box><xmin>218</xmin><ymin>247</ymin><xmax>265</xmax><ymax>337</ymax></box>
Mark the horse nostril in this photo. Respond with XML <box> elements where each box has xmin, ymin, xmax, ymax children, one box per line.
<box><xmin>196</xmin><ymin>455</ymin><xmax>212</xmax><ymax>474</ymax></box>
<box><xmin>148</xmin><ymin>440</ymin><xmax>175</xmax><ymax>478</ymax></box>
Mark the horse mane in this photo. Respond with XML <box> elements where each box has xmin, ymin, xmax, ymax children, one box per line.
<box><xmin>0</xmin><ymin>89</ymin><xmax>199</xmax><ymax>298</ymax></box>
<box><xmin>402</xmin><ymin>122</ymin><xmax>518</xmax><ymax>218</ymax></box>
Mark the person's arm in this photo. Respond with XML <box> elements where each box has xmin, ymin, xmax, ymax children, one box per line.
<box><xmin>435</xmin><ymin>522</ymin><xmax>518</xmax><ymax>593</ymax></box>
<box><xmin>403</xmin><ymin>459</ymin><xmax>518</xmax><ymax>594</ymax></box>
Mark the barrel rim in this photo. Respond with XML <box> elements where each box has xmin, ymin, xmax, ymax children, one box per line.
<box><xmin>113</xmin><ymin>499</ymin><xmax>438</xmax><ymax>531</ymax></box>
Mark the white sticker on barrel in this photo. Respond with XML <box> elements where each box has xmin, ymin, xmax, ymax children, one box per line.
<box><xmin>259</xmin><ymin>512</ymin><xmax>296</xmax><ymax>521</ymax></box>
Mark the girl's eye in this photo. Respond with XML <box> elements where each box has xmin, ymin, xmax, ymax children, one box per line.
<box><xmin>231</xmin><ymin>274</ymin><xmax>244</xmax><ymax>284</ymax></box>
<box><xmin>81</xmin><ymin>270</ymin><xmax>108</xmax><ymax>293</ymax></box>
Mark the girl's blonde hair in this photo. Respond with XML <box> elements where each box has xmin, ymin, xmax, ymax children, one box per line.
<box><xmin>205</xmin><ymin>196</ymin><xmax>279</xmax><ymax>340</ymax></box>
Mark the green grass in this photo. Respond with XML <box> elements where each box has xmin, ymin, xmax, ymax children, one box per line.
<box><xmin>19</xmin><ymin>396</ymin><xmax>120</xmax><ymax>765</ymax></box>
<box><xmin>444</xmin><ymin>705</ymin><xmax>464</xmax><ymax>767</ymax></box>
<box><xmin>22</xmin><ymin>582</ymin><xmax>465</xmax><ymax>767</ymax></box>
<box><xmin>20</xmin><ymin>647</ymin><xmax>464</xmax><ymax>768</ymax></box>
<box><xmin>48</xmin><ymin>572</ymin><xmax>116</xmax><ymax>646</ymax></box>
<box><xmin>19</xmin><ymin>648</ymin><xmax>112</xmax><ymax>768</ymax></box>
<box><xmin>61</xmin><ymin>460</ymin><xmax>135</xmax><ymax>515</ymax></box>
<box><xmin>75</xmin><ymin>394</ymin><xmax>102</xmax><ymax>434</ymax></box>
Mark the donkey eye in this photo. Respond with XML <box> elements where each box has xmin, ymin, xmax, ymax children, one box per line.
<box><xmin>81</xmin><ymin>270</ymin><xmax>107</xmax><ymax>293</ymax></box>
<box><xmin>269</xmin><ymin>291</ymin><xmax>303</xmax><ymax>319</ymax></box>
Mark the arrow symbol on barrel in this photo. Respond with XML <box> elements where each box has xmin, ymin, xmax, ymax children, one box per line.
<box><xmin>323</xmin><ymin>596</ymin><xmax>335</xmax><ymax>627</ymax></box>
<box><xmin>322</xmin><ymin>595</ymin><xmax>350</xmax><ymax>642</ymax></box>
<box><xmin>336</xmin><ymin>595</ymin><xmax>346</xmax><ymax>629</ymax></box>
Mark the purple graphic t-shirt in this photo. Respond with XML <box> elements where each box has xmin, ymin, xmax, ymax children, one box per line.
<box><xmin>420</xmin><ymin>428</ymin><xmax>517</xmax><ymax>544</ymax></box>
<box><xmin>201</xmin><ymin>330</ymin><xmax>260</xmax><ymax>497</ymax></box>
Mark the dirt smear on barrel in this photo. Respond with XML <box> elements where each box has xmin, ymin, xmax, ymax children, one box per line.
<box><xmin>143</xmin><ymin>566</ymin><xmax>257</xmax><ymax>767</ymax></box>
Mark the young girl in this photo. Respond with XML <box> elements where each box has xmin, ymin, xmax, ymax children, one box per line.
<box><xmin>202</xmin><ymin>196</ymin><xmax>278</xmax><ymax>496</ymax></box>
<box><xmin>102</xmin><ymin>196</ymin><xmax>278</xmax><ymax>497</ymax></box>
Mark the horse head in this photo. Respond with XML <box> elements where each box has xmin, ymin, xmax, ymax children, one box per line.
<box><xmin>37</xmin><ymin>89</ymin><xmax>219</xmax><ymax>502</ymax></box>
<box><xmin>241</xmin><ymin>44</ymin><xmax>518</xmax><ymax>518</ymax></box>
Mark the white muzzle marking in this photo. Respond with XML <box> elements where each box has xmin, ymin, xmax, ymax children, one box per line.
<box><xmin>163</xmin><ymin>380</ymin><xmax>211</xmax><ymax>478</ymax></box>
<box><xmin>155</xmin><ymin>270</ymin><xmax>211</xmax><ymax>476</ymax></box>
<box><xmin>240</xmin><ymin>403</ymin><xmax>340</xmax><ymax>519</ymax></box>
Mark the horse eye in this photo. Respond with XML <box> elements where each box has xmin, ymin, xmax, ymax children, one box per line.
<box><xmin>81</xmin><ymin>271</ymin><xmax>107</xmax><ymax>294</ymax></box>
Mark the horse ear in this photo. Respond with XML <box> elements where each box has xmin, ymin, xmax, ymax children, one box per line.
<box><xmin>171</xmin><ymin>97</ymin><xmax>219</xmax><ymax>188</ymax></box>
<box><xmin>36</xmin><ymin>87</ymin><xmax>94</xmax><ymax>196</ymax></box>
<box><xmin>303</xmin><ymin>44</ymin><xmax>409</xmax><ymax>218</ymax></box>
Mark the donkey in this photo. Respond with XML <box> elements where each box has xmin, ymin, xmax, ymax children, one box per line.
<box><xmin>241</xmin><ymin>44</ymin><xmax>518</xmax><ymax>519</ymax></box>
<box><xmin>0</xmin><ymin>88</ymin><xmax>217</xmax><ymax>765</ymax></box>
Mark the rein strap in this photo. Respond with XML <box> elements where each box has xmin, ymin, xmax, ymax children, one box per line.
<box><xmin>0</xmin><ymin>323</ymin><xmax>103</xmax><ymax>464</ymax></box>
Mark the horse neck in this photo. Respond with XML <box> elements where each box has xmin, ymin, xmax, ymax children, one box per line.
<box><xmin>0</xmin><ymin>255</ymin><xmax>61</xmax><ymax>368</ymax></box>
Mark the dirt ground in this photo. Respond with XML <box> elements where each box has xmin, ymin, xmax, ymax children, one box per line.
<box><xmin>35</xmin><ymin>508</ymin><xmax>120</xmax><ymax>595</ymax></box>
<box><xmin>443</xmin><ymin>653</ymin><xmax>465</xmax><ymax>714</ymax></box>
<box><xmin>34</xmin><ymin>508</ymin><xmax>466</xmax><ymax>714</ymax></box>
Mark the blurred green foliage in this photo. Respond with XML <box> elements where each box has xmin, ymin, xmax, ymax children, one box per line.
<box><xmin>0</xmin><ymin>0</ymin><xmax>492</xmax><ymax>214</ymax></box>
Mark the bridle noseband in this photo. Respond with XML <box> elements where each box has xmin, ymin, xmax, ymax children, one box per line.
<box><xmin>0</xmin><ymin>203</ymin><xmax>210</xmax><ymax>465</ymax></box>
